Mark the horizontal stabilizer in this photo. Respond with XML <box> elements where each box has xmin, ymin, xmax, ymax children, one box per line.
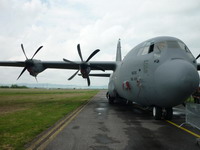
<box><xmin>78</xmin><ymin>73</ymin><xmax>111</xmax><ymax>77</ymax></box>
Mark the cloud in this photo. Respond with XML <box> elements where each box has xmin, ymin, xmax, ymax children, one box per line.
<box><xmin>0</xmin><ymin>0</ymin><xmax>199</xmax><ymax>86</ymax></box>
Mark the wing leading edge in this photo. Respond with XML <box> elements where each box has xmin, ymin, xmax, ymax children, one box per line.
<box><xmin>79</xmin><ymin>73</ymin><xmax>111</xmax><ymax>77</ymax></box>
<box><xmin>0</xmin><ymin>60</ymin><xmax>116</xmax><ymax>70</ymax></box>
<box><xmin>42</xmin><ymin>61</ymin><xmax>116</xmax><ymax>70</ymax></box>
<box><xmin>0</xmin><ymin>61</ymin><xmax>25</xmax><ymax>67</ymax></box>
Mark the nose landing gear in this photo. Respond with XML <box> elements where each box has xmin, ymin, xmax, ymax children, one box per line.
<box><xmin>106</xmin><ymin>92</ymin><xmax>115</xmax><ymax>104</ymax></box>
<box><xmin>153</xmin><ymin>107</ymin><xmax>162</xmax><ymax>120</ymax></box>
<box><xmin>153</xmin><ymin>106</ymin><xmax>173</xmax><ymax>120</ymax></box>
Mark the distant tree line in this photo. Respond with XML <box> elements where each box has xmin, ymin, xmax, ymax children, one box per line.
<box><xmin>0</xmin><ymin>84</ymin><xmax>28</xmax><ymax>89</ymax></box>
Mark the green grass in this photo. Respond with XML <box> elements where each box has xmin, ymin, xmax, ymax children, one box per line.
<box><xmin>0</xmin><ymin>88</ymin><xmax>99</xmax><ymax>150</ymax></box>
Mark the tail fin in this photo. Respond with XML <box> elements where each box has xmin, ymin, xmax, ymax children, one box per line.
<box><xmin>116</xmin><ymin>39</ymin><xmax>122</xmax><ymax>61</ymax></box>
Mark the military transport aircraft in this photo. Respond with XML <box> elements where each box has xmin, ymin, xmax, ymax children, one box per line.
<box><xmin>0</xmin><ymin>36</ymin><xmax>199</xmax><ymax>120</ymax></box>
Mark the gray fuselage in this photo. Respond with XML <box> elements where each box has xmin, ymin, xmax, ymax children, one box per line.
<box><xmin>109</xmin><ymin>36</ymin><xmax>199</xmax><ymax>108</ymax></box>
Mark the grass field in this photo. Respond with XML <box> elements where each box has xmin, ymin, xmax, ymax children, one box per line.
<box><xmin>0</xmin><ymin>88</ymin><xmax>99</xmax><ymax>150</ymax></box>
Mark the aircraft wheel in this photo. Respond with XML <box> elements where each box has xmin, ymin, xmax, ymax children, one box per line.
<box><xmin>164</xmin><ymin>107</ymin><xmax>173</xmax><ymax>120</ymax></box>
<box><xmin>107</xmin><ymin>93</ymin><xmax>115</xmax><ymax>104</ymax></box>
<box><xmin>106</xmin><ymin>92</ymin><xmax>109</xmax><ymax>99</ymax></box>
<box><xmin>108</xmin><ymin>96</ymin><xmax>115</xmax><ymax>104</ymax></box>
<box><xmin>126</xmin><ymin>101</ymin><xmax>133</xmax><ymax>105</ymax></box>
<box><xmin>153</xmin><ymin>106</ymin><xmax>162</xmax><ymax>120</ymax></box>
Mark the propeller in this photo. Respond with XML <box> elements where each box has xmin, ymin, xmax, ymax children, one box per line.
<box><xmin>196</xmin><ymin>54</ymin><xmax>200</xmax><ymax>60</ymax></box>
<box><xmin>63</xmin><ymin>44</ymin><xmax>104</xmax><ymax>86</ymax></box>
<box><xmin>17</xmin><ymin>44</ymin><xmax>43</xmax><ymax>80</ymax></box>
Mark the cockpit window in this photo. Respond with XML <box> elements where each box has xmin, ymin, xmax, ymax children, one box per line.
<box><xmin>155</xmin><ymin>41</ymin><xmax>191</xmax><ymax>53</ymax></box>
<box><xmin>155</xmin><ymin>42</ymin><xmax>166</xmax><ymax>51</ymax></box>
<box><xmin>178</xmin><ymin>41</ymin><xmax>194</xmax><ymax>59</ymax></box>
<box><xmin>178</xmin><ymin>41</ymin><xmax>190</xmax><ymax>53</ymax></box>
<box><xmin>165</xmin><ymin>41</ymin><xmax>191</xmax><ymax>54</ymax></box>
<box><xmin>136</xmin><ymin>40</ymin><xmax>194</xmax><ymax>59</ymax></box>
<box><xmin>140</xmin><ymin>43</ymin><xmax>154</xmax><ymax>55</ymax></box>
<box><xmin>167</xmin><ymin>41</ymin><xmax>180</xmax><ymax>48</ymax></box>
<box><xmin>141</xmin><ymin>46</ymin><xmax>149</xmax><ymax>55</ymax></box>
<box><xmin>149</xmin><ymin>44</ymin><xmax>154</xmax><ymax>53</ymax></box>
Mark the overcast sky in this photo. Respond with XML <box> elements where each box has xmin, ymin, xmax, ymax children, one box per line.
<box><xmin>0</xmin><ymin>0</ymin><xmax>199</xmax><ymax>86</ymax></box>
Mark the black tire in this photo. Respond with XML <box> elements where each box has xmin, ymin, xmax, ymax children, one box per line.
<box><xmin>126</xmin><ymin>101</ymin><xmax>133</xmax><ymax>105</ymax></box>
<box><xmin>106</xmin><ymin>92</ymin><xmax>109</xmax><ymax>99</ymax></box>
<box><xmin>108</xmin><ymin>96</ymin><xmax>114</xmax><ymax>104</ymax></box>
<box><xmin>153</xmin><ymin>106</ymin><xmax>162</xmax><ymax>120</ymax></box>
<box><xmin>107</xmin><ymin>93</ymin><xmax>115</xmax><ymax>104</ymax></box>
<box><xmin>164</xmin><ymin>107</ymin><xmax>173</xmax><ymax>120</ymax></box>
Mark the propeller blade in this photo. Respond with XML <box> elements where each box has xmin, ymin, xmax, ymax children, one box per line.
<box><xmin>17</xmin><ymin>67</ymin><xmax>27</xmax><ymax>80</ymax></box>
<box><xmin>87</xmin><ymin>76</ymin><xmax>90</xmax><ymax>86</ymax></box>
<box><xmin>86</xmin><ymin>49</ymin><xmax>100</xmax><ymax>62</ymax></box>
<box><xmin>196</xmin><ymin>54</ymin><xmax>200</xmax><ymax>60</ymax></box>
<box><xmin>21</xmin><ymin>44</ymin><xmax>28</xmax><ymax>60</ymax></box>
<box><xmin>35</xmin><ymin>77</ymin><xmax>38</xmax><ymax>83</ymax></box>
<box><xmin>68</xmin><ymin>70</ymin><xmax>79</xmax><ymax>80</ymax></box>
<box><xmin>63</xmin><ymin>58</ymin><xmax>77</xmax><ymax>64</ymax></box>
<box><xmin>77</xmin><ymin>44</ymin><xmax>84</xmax><ymax>62</ymax></box>
<box><xmin>31</xmin><ymin>46</ymin><xmax>43</xmax><ymax>59</ymax></box>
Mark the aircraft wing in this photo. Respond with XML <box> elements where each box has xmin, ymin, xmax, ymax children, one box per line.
<box><xmin>42</xmin><ymin>61</ymin><xmax>116</xmax><ymax>70</ymax></box>
<box><xmin>0</xmin><ymin>61</ymin><xmax>25</xmax><ymax>67</ymax></box>
<box><xmin>0</xmin><ymin>61</ymin><xmax>116</xmax><ymax>70</ymax></box>
<box><xmin>79</xmin><ymin>73</ymin><xmax>111</xmax><ymax>77</ymax></box>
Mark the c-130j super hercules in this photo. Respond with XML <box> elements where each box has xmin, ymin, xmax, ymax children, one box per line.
<box><xmin>0</xmin><ymin>36</ymin><xmax>199</xmax><ymax>120</ymax></box>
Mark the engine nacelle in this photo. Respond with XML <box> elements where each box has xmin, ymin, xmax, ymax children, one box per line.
<box><xmin>80</xmin><ymin>63</ymin><xmax>91</xmax><ymax>78</ymax></box>
<box><xmin>26</xmin><ymin>59</ymin><xmax>45</xmax><ymax>77</ymax></box>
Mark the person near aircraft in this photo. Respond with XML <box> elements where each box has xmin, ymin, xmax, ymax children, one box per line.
<box><xmin>192</xmin><ymin>87</ymin><xmax>200</xmax><ymax>104</ymax></box>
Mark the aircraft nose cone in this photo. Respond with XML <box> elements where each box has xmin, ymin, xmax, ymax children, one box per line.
<box><xmin>155</xmin><ymin>59</ymin><xmax>199</xmax><ymax>107</ymax></box>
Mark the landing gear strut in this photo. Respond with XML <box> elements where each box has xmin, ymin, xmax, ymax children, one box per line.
<box><xmin>164</xmin><ymin>107</ymin><xmax>173</xmax><ymax>120</ymax></box>
<box><xmin>153</xmin><ymin>106</ymin><xmax>173</xmax><ymax>120</ymax></box>
<box><xmin>106</xmin><ymin>92</ymin><xmax>115</xmax><ymax>104</ymax></box>
<box><xmin>153</xmin><ymin>107</ymin><xmax>162</xmax><ymax>120</ymax></box>
<box><xmin>108</xmin><ymin>96</ymin><xmax>115</xmax><ymax>104</ymax></box>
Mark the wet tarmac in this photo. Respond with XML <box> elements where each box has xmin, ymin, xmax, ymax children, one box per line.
<box><xmin>42</xmin><ymin>91</ymin><xmax>200</xmax><ymax>150</ymax></box>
